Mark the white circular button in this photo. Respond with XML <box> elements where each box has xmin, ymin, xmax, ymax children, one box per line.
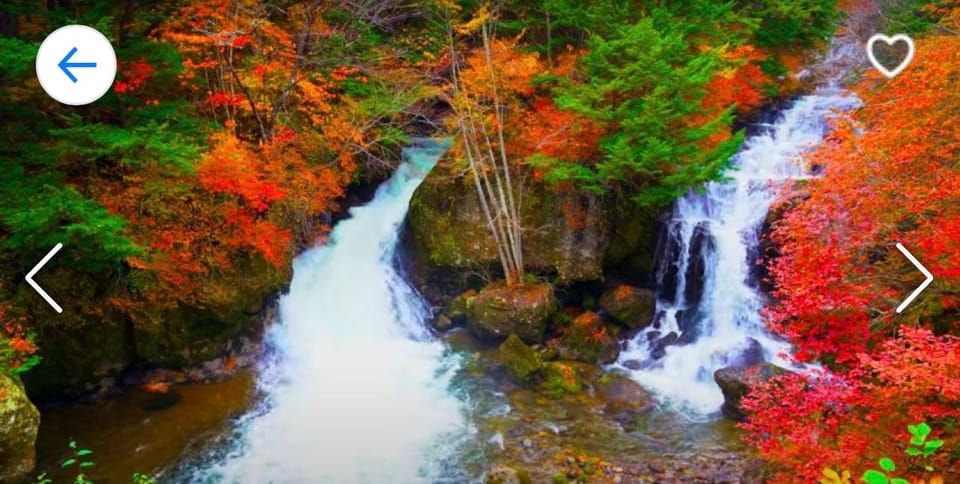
<box><xmin>36</xmin><ymin>25</ymin><xmax>117</xmax><ymax>106</ymax></box>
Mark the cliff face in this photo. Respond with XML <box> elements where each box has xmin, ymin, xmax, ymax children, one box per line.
<box><xmin>404</xmin><ymin>159</ymin><xmax>660</xmax><ymax>297</ymax></box>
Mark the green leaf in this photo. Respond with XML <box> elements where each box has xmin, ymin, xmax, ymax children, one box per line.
<box><xmin>61</xmin><ymin>458</ymin><xmax>76</xmax><ymax>468</ymax></box>
<box><xmin>916</xmin><ymin>422</ymin><xmax>932</xmax><ymax>439</ymax></box>
<box><xmin>879</xmin><ymin>458</ymin><xmax>895</xmax><ymax>472</ymax></box>
<box><xmin>890</xmin><ymin>479</ymin><xmax>909</xmax><ymax>484</ymax></box>
<box><xmin>862</xmin><ymin>470</ymin><xmax>889</xmax><ymax>484</ymax></box>
<box><xmin>925</xmin><ymin>439</ymin><xmax>944</xmax><ymax>450</ymax></box>
<box><xmin>80</xmin><ymin>462</ymin><xmax>94</xmax><ymax>468</ymax></box>
<box><xmin>905</xmin><ymin>447</ymin><xmax>922</xmax><ymax>457</ymax></box>
<box><xmin>76</xmin><ymin>449</ymin><xmax>93</xmax><ymax>456</ymax></box>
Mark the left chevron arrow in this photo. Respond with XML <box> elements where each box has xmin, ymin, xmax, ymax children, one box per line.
<box><xmin>26</xmin><ymin>243</ymin><xmax>63</xmax><ymax>313</ymax></box>
<box><xmin>57</xmin><ymin>46</ymin><xmax>98</xmax><ymax>83</ymax></box>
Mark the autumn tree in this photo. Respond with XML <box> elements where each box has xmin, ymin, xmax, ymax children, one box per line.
<box><xmin>444</xmin><ymin>3</ymin><xmax>535</xmax><ymax>286</ymax></box>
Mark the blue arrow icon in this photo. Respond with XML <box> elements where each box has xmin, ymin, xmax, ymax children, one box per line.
<box><xmin>57</xmin><ymin>46</ymin><xmax>97</xmax><ymax>83</ymax></box>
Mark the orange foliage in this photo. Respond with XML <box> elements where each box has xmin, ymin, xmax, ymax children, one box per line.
<box><xmin>693</xmin><ymin>45</ymin><xmax>770</xmax><ymax>147</ymax></box>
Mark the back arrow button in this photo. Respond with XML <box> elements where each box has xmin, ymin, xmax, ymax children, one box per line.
<box><xmin>57</xmin><ymin>46</ymin><xmax>98</xmax><ymax>83</ymax></box>
<box><xmin>26</xmin><ymin>243</ymin><xmax>63</xmax><ymax>314</ymax></box>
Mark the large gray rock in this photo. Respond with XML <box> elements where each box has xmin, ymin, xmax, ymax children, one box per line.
<box><xmin>714</xmin><ymin>363</ymin><xmax>788</xmax><ymax>421</ymax></box>
<box><xmin>0</xmin><ymin>373</ymin><xmax>40</xmax><ymax>482</ymax></box>
<box><xmin>406</xmin><ymin>163</ymin><xmax>658</xmax><ymax>286</ymax></box>
<box><xmin>465</xmin><ymin>282</ymin><xmax>557</xmax><ymax>344</ymax></box>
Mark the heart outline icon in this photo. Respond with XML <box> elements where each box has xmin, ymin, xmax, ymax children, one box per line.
<box><xmin>866</xmin><ymin>33</ymin><xmax>915</xmax><ymax>78</ymax></box>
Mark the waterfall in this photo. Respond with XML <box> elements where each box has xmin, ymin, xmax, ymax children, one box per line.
<box><xmin>188</xmin><ymin>140</ymin><xmax>469</xmax><ymax>483</ymax></box>
<box><xmin>616</xmin><ymin>85</ymin><xmax>863</xmax><ymax>416</ymax></box>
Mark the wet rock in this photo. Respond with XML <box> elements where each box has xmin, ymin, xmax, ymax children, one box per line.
<box><xmin>730</xmin><ymin>338</ymin><xmax>766</xmax><ymax>368</ymax></box>
<box><xmin>499</xmin><ymin>334</ymin><xmax>543</xmax><ymax>382</ymax></box>
<box><xmin>598</xmin><ymin>285</ymin><xmax>656</xmax><ymax>329</ymax></box>
<box><xmin>714</xmin><ymin>363</ymin><xmax>788</xmax><ymax>421</ymax></box>
<box><xmin>485</xmin><ymin>464</ymin><xmax>532</xmax><ymax>484</ymax></box>
<box><xmin>0</xmin><ymin>374</ymin><xmax>40</xmax><ymax>482</ymax></box>
<box><xmin>684</xmin><ymin>221</ymin><xmax>715</xmax><ymax>311</ymax></box>
<box><xmin>447</xmin><ymin>290</ymin><xmax>475</xmax><ymax>326</ymax></box>
<box><xmin>595</xmin><ymin>373</ymin><xmax>654</xmax><ymax>412</ymax></box>
<box><xmin>432</xmin><ymin>314</ymin><xmax>454</xmax><ymax>332</ymax></box>
<box><xmin>139</xmin><ymin>388</ymin><xmax>183</xmax><ymax>411</ymax></box>
<box><xmin>650</xmin><ymin>331</ymin><xmax>679</xmax><ymax>359</ymax></box>
<box><xmin>653</xmin><ymin>222</ymin><xmax>684</xmax><ymax>305</ymax></box>
<box><xmin>676</xmin><ymin>309</ymin><xmax>705</xmax><ymax>344</ymax></box>
<box><xmin>466</xmin><ymin>282</ymin><xmax>557</xmax><ymax>344</ymax></box>
<box><xmin>552</xmin><ymin>312</ymin><xmax>620</xmax><ymax>365</ymax></box>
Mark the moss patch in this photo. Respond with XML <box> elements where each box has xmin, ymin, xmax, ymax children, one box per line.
<box><xmin>499</xmin><ymin>334</ymin><xmax>543</xmax><ymax>382</ymax></box>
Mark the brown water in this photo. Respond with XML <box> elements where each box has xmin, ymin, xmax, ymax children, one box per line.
<box><xmin>34</xmin><ymin>373</ymin><xmax>254</xmax><ymax>484</ymax></box>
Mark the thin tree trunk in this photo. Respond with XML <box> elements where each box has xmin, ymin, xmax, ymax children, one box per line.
<box><xmin>481</xmin><ymin>22</ymin><xmax>523</xmax><ymax>278</ymax></box>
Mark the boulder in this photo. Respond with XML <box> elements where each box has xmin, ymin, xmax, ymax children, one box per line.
<box><xmin>540</xmin><ymin>361</ymin><xmax>584</xmax><ymax>398</ymax></box>
<box><xmin>465</xmin><ymin>282</ymin><xmax>557</xmax><ymax>344</ymax></box>
<box><xmin>594</xmin><ymin>372</ymin><xmax>654</xmax><ymax>412</ymax></box>
<box><xmin>485</xmin><ymin>465</ymin><xmax>531</xmax><ymax>484</ymax></box>
<box><xmin>651</xmin><ymin>221</ymin><xmax>684</xmax><ymax>306</ymax></box>
<box><xmin>406</xmin><ymin>163</ymin><xmax>659</xmax><ymax>289</ymax></box>
<box><xmin>714</xmin><ymin>363</ymin><xmax>788</xmax><ymax>421</ymax></box>
<box><xmin>729</xmin><ymin>338</ymin><xmax>766</xmax><ymax>368</ymax></box>
<box><xmin>598</xmin><ymin>285</ymin><xmax>656</xmax><ymax>329</ymax></box>
<box><xmin>650</xmin><ymin>331</ymin><xmax>679</xmax><ymax>360</ymax></box>
<box><xmin>432</xmin><ymin>314</ymin><xmax>454</xmax><ymax>332</ymax></box>
<box><xmin>683</xmin><ymin>221</ymin><xmax>715</xmax><ymax>308</ymax></box>
<box><xmin>0</xmin><ymin>374</ymin><xmax>40</xmax><ymax>482</ymax></box>
<box><xmin>551</xmin><ymin>312</ymin><xmax>620</xmax><ymax>365</ymax></box>
<box><xmin>499</xmin><ymin>334</ymin><xmax>542</xmax><ymax>382</ymax></box>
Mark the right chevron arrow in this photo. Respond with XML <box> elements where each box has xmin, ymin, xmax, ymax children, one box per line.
<box><xmin>895</xmin><ymin>242</ymin><xmax>934</xmax><ymax>314</ymax></box>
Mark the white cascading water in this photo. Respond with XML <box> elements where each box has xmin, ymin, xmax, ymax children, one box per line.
<box><xmin>616</xmin><ymin>76</ymin><xmax>862</xmax><ymax>416</ymax></box>
<box><xmin>193</xmin><ymin>140</ymin><xmax>468</xmax><ymax>483</ymax></box>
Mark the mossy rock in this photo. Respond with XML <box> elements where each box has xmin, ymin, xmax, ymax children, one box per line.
<box><xmin>485</xmin><ymin>465</ymin><xmax>532</xmax><ymax>484</ymax></box>
<box><xmin>445</xmin><ymin>289</ymin><xmax>476</xmax><ymax>326</ymax></box>
<box><xmin>540</xmin><ymin>361</ymin><xmax>583</xmax><ymax>399</ymax></box>
<box><xmin>599</xmin><ymin>285</ymin><xmax>656</xmax><ymax>329</ymax></box>
<box><xmin>407</xmin><ymin>160</ymin><xmax>656</xmax><ymax>284</ymax></box>
<box><xmin>550</xmin><ymin>312</ymin><xmax>620</xmax><ymax>365</ymax></box>
<box><xmin>594</xmin><ymin>372</ymin><xmax>654</xmax><ymax>412</ymax></box>
<box><xmin>499</xmin><ymin>334</ymin><xmax>542</xmax><ymax>382</ymax></box>
<box><xmin>133</xmin><ymin>304</ymin><xmax>246</xmax><ymax>368</ymax></box>
<box><xmin>466</xmin><ymin>282</ymin><xmax>557</xmax><ymax>344</ymax></box>
<box><xmin>22</xmin><ymin>321</ymin><xmax>132</xmax><ymax>400</ymax></box>
<box><xmin>0</xmin><ymin>373</ymin><xmax>40</xmax><ymax>483</ymax></box>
